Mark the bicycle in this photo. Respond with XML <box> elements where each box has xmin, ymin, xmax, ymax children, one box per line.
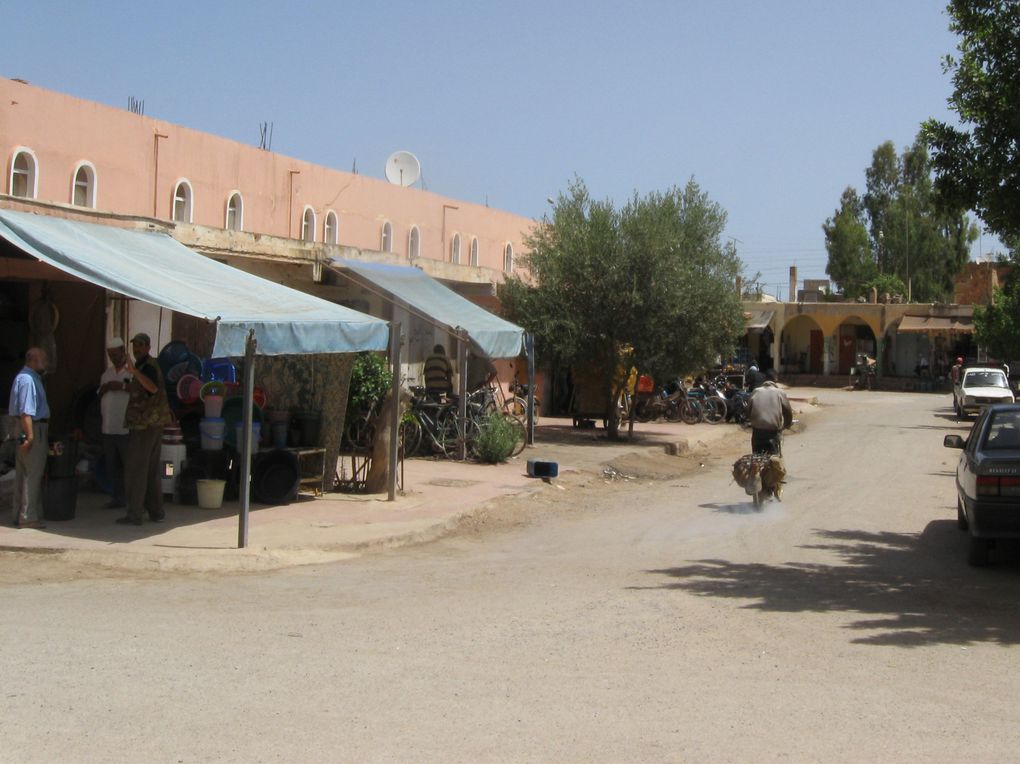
<box><xmin>465</xmin><ymin>385</ymin><xmax>526</xmax><ymax>458</ymax></box>
<box><xmin>488</xmin><ymin>372</ymin><xmax>540</xmax><ymax>424</ymax></box>
<box><xmin>401</xmin><ymin>387</ymin><xmax>461</xmax><ymax>458</ymax></box>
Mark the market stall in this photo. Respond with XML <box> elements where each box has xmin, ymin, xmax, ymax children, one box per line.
<box><xmin>0</xmin><ymin>208</ymin><xmax>389</xmax><ymax>547</ymax></box>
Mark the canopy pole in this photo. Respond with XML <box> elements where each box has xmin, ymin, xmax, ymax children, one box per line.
<box><xmin>526</xmin><ymin>333</ymin><xmax>536</xmax><ymax>445</ymax></box>
<box><xmin>238</xmin><ymin>329</ymin><xmax>256</xmax><ymax>549</ymax></box>
<box><xmin>457</xmin><ymin>328</ymin><xmax>469</xmax><ymax>460</ymax></box>
<box><xmin>387</xmin><ymin>322</ymin><xmax>401</xmax><ymax>501</ymax></box>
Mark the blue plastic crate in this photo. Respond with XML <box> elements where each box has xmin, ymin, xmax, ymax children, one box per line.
<box><xmin>527</xmin><ymin>460</ymin><xmax>558</xmax><ymax>478</ymax></box>
<box><xmin>202</xmin><ymin>357</ymin><xmax>237</xmax><ymax>383</ymax></box>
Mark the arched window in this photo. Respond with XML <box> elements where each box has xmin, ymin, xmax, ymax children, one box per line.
<box><xmin>226</xmin><ymin>191</ymin><xmax>243</xmax><ymax>231</ymax></box>
<box><xmin>469</xmin><ymin>237</ymin><xmax>479</xmax><ymax>266</ymax></box>
<box><xmin>503</xmin><ymin>243</ymin><xmax>514</xmax><ymax>272</ymax></box>
<box><xmin>451</xmin><ymin>233</ymin><xmax>461</xmax><ymax>264</ymax></box>
<box><xmin>71</xmin><ymin>162</ymin><xmax>97</xmax><ymax>208</ymax></box>
<box><xmin>381</xmin><ymin>221</ymin><xmax>393</xmax><ymax>252</ymax></box>
<box><xmin>408</xmin><ymin>225</ymin><xmax>421</xmax><ymax>259</ymax></box>
<box><xmin>9</xmin><ymin>148</ymin><xmax>38</xmax><ymax>199</ymax></box>
<box><xmin>172</xmin><ymin>179</ymin><xmax>193</xmax><ymax>223</ymax></box>
<box><xmin>301</xmin><ymin>206</ymin><xmax>316</xmax><ymax>242</ymax></box>
<box><xmin>324</xmin><ymin>210</ymin><xmax>338</xmax><ymax>244</ymax></box>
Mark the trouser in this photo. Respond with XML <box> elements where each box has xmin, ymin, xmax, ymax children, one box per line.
<box><xmin>13</xmin><ymin>422</ymin><xmax>47</xmax><ymax>524</ymax></box>
<box><xmin>125</xmin><ymin>425</ymin><xmax>164</xmax><ymax>522</ymax></box>
<box><xmin>751</xmin><ymin>427</ymin><xmax>781</xmax><ymax>455</ymax></box>
<box><xmin>102</xmin><ymin>433</ymin><xmax>130</xmax><ymax>505</ymax></box>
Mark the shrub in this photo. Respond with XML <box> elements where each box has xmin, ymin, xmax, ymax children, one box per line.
<box><xmin>346</xmin><ymin>353</ymin><xmax>391</xmax><ymax>418</ymax></box>
<box><xmin>472</xmin><ymin>413</ymin><xmax>519</xmax><ymax>464</ymax></box>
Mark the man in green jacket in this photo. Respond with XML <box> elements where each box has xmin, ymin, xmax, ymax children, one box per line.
<box><xmin>116</xmin><ymin>333</ymin><xmax>172</xmax><ymax>526</ymax></box>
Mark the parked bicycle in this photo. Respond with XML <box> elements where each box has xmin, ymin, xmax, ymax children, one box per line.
<box><xmin>401</xmin><ymin>386</ymin><xmax>460</xmax><ymax>457</ymax></box>
<box><xmin>402</xmin><ymin>384</ymin><xmax>526</xmax><ymax>460</ymax></box>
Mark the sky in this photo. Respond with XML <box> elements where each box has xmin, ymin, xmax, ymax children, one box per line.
<box><xmin>2</xmin><ymin>0</ymin><xmax>996</xmax><ymax>299</ymax></box>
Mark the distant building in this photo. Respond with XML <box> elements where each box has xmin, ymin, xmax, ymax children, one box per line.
<box><xmin>953</xmin><ymin>261</ymin><xmax>1010</xmax><ymax>306</ymax></box>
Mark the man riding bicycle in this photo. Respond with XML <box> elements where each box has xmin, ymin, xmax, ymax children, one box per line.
<box><xmin>748</xmin><ymin>370</ymin><xmax>792</xmax><ymax>455</ymax></box>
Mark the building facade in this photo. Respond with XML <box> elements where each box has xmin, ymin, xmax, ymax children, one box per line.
<box><xmin>1</xmin><ymin>76</ymin><xmax>532</xmax><ymax>277</ymax></box>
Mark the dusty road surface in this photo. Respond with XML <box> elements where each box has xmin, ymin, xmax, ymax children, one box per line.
<box><xmin>3</xmin><ymin>390</ymin><xmax>1020</xmax><ymax>762</ymax></box>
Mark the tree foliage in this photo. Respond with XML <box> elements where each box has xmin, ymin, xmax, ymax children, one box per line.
<box><xmin>823</xmin><ymin>188</ymin><xmax>875</xmax><ymax>299</ymax></box>
<box><xmin>499</xmin><ymin>178</ymin><xmax>744</xmax><ymax>438</ymax></box>
<box><xmin>923</xmin><ymin>0</ymin><xmax>1020</xmax><ymax>244</ymax></box>
<box><xmin>974</xmin><ymin>281</ymin><xmax>1020</xmax><ymax>361</ymax></box>
<box><xmin>823</xmin><ymin>137</ymin><xmax>977</xmax><ymax>301</ymax></box>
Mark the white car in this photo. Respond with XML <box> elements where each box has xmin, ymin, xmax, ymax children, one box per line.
<box><xmin>953</xmin><ymin>367</ymin><xmax>1015</xmax><ymax>419</ymax></box>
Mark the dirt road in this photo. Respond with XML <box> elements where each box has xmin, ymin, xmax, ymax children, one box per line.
<box><xmin>2</xmin><ymin>390</ymin><xmax>1018</xmax><ymax>761</ymax></box>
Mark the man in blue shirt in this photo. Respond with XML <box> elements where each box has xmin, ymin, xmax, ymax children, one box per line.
<box><xmin>8</xmin><ymin>347</ymin><xmax>50</xmax><ymax>528</ymax></box>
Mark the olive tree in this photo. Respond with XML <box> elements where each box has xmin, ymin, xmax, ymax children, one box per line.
<box><xmin>499</xmin><ymin>178</ymin><xmax>744</xmax><ymax>439</ymax></box>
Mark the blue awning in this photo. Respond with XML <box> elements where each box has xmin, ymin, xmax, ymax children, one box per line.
<box><xmin>330</xmin><ymin>258</ymin><xmax>525</xmax><ymax>359</ymax></box>
<box><xmin>0</xmin><ymin>209</ymin><xmax>389</xmax><ymax>356</ymax></box>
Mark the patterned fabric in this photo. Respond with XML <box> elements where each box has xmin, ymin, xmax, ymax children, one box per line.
<box><xmin>254</xmin><ymin>353</ymin><xmax>354</xmax><ymax>492</ymax></box>
<box><xmin>125</xmin><ymin>356</ymin><xmax>172</xmax><ymax>430</ymax></box>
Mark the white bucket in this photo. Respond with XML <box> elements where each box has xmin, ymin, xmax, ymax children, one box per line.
<box><xmin>196</xmin><ymin>479</ymin><xmax>226</xmax><ymax>510</ymax></box>
<box><xmin>200</xmin><ymin>417</ymin><xmax>226</xmax><ymax>451</ymax></box>
<box><xmin>203</xmin><ymin>394</ymin><xmax>224</xmax><ymax>418</ymax></box>
<box><xmin>235</xmin><ymin>421</ymin><xmax>262</xmax><ymax>451</ymax></box>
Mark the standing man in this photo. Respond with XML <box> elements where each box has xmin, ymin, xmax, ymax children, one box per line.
<box><xmin>117</xmin><ymin>333</ymin><xmax>171</xmax><ymax>526</ymax></box>
<box><xmin>748</xmin><ymin>370</ymin><xmax>793</xmax><ymax>455</ymax></box>
<box><xmin>423</xmin><ymin>344</ymin><xmax>454</xmax><ymax>398</ymax></box>
<box><xmin>745</xmin><ymin>363</ymin><xmax>766</xmax><ymax>393</ymax></box>
<box><xmin>9</xmin><ymin>347</ymin><xmax>50</xmax><ymax>529</ymax></box>
<box><xmin>97</xmin><ymin>337</ymin><xmax>132</xmax><ymax>509</ymax></box>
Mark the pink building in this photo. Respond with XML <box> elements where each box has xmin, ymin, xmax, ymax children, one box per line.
<box><xmin>0</xmin><ymin>76</ymin><xmax>537</xmax><ymax>429</ymax></box>
<box><xmin>1</xmin><ymin>76</ymin><xmax>533</xmax><ymax>276</ymax></box>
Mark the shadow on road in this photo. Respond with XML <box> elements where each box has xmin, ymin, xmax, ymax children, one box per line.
<box><xmin>634</xmin><ymin>522</ymin><xmax>1020</xmax><ymax>647</ymax></box>
<box><xmin>698</xmin><ymin>501</ymin><xmax>765</xmax><ymax>515</ymax></box>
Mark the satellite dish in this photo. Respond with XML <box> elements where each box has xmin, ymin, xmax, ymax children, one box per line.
<box><xmin>385</xmin><ymin>150</ymin><xmax>421</xmax><ymax>187</ymax></box>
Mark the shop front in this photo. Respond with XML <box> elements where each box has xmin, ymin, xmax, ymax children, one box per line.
<box><xmin>0</xmin><ymin>208</ymin><xmax>389</xmax><ymax>545</ymax></box>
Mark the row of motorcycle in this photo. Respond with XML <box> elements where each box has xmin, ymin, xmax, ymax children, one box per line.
<box><xmin>625</xmin><ymin>375</ymin><xmax>751</xmax><ymax>426</ymax></box>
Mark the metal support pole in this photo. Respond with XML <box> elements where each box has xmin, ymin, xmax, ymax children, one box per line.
<box><xmin>456</xmin><ymin>329</ymin><xmax>469</xmax><ymax>460</ymax></box>
<box><xmin>238</xmin><ymin>329</ymin><xmax>256</xmax><ymax>549</ymax></box>
<box><xmin>387</xmin><ymin>322</ymin><xmax>401</xmax><ymax>501</ymax></box>
<box><xmin>526</xmin><ymin>333</ymin><xmax>536</xmax><ymax>445</ymax></box>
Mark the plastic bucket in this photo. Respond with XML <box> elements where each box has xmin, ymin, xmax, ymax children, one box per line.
<box><xmin>235</xmin><ymin>421</ymin><xmax>262</xmax><ymax>452</ymax></box>
<box><xmin>196</xmin><ymin>479</ymin><xmax>226</xmax><ymax>509</ymax></box>
<box><xmin>199</xmin><ymin>417</ymin><xmax>226</xmax><ymax>451</ymax></box>
<box><xmin>271</xmin><ymin>421</ymin><xmax>289</xmax><ymax>449</ymax></box>
<box><xmin>203</xmin><ymin>394</ymin><xmax>224</xmax><ymax>418</ymax></box>
<box><xmin>294</xmin><ymin>411</ymin><xmax>321</xmax><ymax>447</ymax></box>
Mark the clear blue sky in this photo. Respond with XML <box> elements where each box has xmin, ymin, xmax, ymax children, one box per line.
<box><xmin>3</xmin><ymin>0</ymin><xmax>994</xmax><ymax>298</ymax></box>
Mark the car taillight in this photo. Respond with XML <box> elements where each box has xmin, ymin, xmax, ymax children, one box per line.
<box><xmin>977</xmin><ymin>476</ymin><xmax>1000</xmax><ymax>496</ymax></box>
<box><xmin>1001</xmin><ymin>477</ymin><xmax>1020</xmax><ymax>497</ymax></box>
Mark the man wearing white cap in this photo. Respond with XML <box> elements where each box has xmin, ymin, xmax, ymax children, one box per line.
<box><xmin>97</xmin><ymin>337</ymin><xmax>132</xmax><ymax>508</ymax></box>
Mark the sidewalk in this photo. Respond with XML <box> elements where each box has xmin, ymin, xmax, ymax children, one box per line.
<box><xmin>0</xmin><ymin>390</ymin><xmax>818</xmax><ymax>573</ymax></box>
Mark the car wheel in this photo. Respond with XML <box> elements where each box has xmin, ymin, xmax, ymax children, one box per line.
<box><xmin>957</xmin><ymin>497</ymin><xmax>968</xmax><ymax>530</ymax></box>
<box><xmin>967</xmin><ymin>535</ymin><xmax>991</xmax><ymax>567</ymax></box>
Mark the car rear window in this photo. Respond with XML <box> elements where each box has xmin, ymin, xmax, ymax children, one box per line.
<box><xmin>965</xmin><ymin>371</ymin><xmax>1009</xmax><ymax>388</ymax></box>
<box><xmin>985</xmin><ymin>410</ymin><xmax>1020</xmax><ymax>449</ymax></box>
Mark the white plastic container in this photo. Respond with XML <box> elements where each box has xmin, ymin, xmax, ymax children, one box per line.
<box><xmin>200</xmin><ymin>417</ymin><xmax>226</xmax><ymax>451</ymax></box>
<box><xmin>235</xmin><ymin>421</ymin><xmax>262</xmax><ymax>452</ymax></box>
<box><xmin>196</xmin><ymin>479</ymin><xmax>226</xmax><ymax>509</ymax></box>
<box><xmin>203</xmin><ymin>394</ymin><xmax>224</xmax><ymax>418</ymax></box>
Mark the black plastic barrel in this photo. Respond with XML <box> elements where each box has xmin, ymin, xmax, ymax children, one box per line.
<box><xmin>47</xmin><ymin>438</ymin><xmax>78</xmax><ymax>479</ymax></box>
<box><xmin>43</xmin><ymin>476</ymin><xmax>77</xmax><ymax>521</ymax></box>
<box><xmin>253</xmin><ymin>450</ymin><xmax>300</xmax><ymax>504</ymax></box>
<box><xmin>176</xmin><ymin>464</ymin><xmax>207</xmax><ymax>506</ymax></box>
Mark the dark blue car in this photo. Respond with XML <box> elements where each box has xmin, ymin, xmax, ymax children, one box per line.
<box><xmin>945</xmin><ymin>403</ymin><xmax>1020</xmax><ymax>566</ymax></box>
